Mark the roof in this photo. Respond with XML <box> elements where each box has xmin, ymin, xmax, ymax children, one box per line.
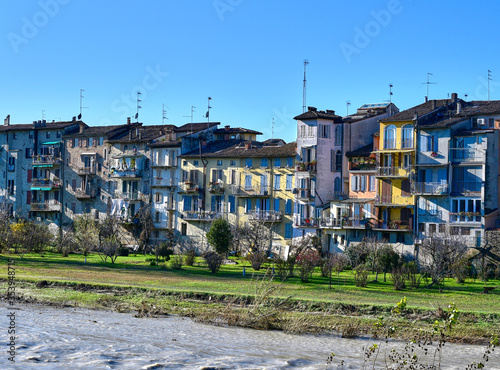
<box><xmin>180</xmin><ymin>140</ymin><xmax>296</xmax><ymax>159</ymax></box>
<box><xmin>65</xmin><ymin>124</ymin><xmax>129</xmax><ymax>138</ymax></box>
<box><xmin>174</xmin><ymin>122</ymin><xmax>219</xmax><ymax>133</ymax></box>
<box><xmin>213</xmin><ymin>127</ymin><xmax>262</xmax><ymax>135</ymax></box>
<box><xmin>106</xmin><ymin>124</ymin><xmax>171</xmax><ymax>143</ymax></box>
<box><xmin>294</xmin><ymin>107</ymin><xmax>343</xmax><ymax>122</ymax></box>
<box><xmin>149</xmin><ymin>140</ymin><xmax>182</xmax><ymax>148</ymax></box>
<box><xmin>346</xmin><ymin>143</ymin><xmax>373</xmax><ymax>157</ymax></box>
<box><xmin>0</xmin><ymin>120</ymin><xmax>82</xmax><ymax>132</ymax></box>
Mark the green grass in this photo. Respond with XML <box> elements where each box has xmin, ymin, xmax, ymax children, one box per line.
<box><xmin>1</xmin><ymin>252</ymin><xmax>499</xmax><ymax>314</ymax></box>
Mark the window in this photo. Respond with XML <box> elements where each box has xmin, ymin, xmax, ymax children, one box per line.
<box><xmin>274</xmin><ymin>174</ymin><xmax>281</xmax><ymax>190</ymax></box>
<box><xmin>334</xmin><ymin>177</ymin><xmax>341</xmax><ymax>192</ymax></box>
<box><xmin>285</xmin><ymin>223</ymin><xmax>292</xmax><ymax>239</ymax></box>
<box><xmin>319</xmin><ymin>124</ymin><xmax>330</xmax><ymax>138</ymax></box>
<box><xmin>245</xmin><ymin>198</ymin><xmax>252</xmax><ymax>213</ymax></box>
<box><xmin>403</xmin><ymin>153</ymin><xmax>412</xmax><ymax>168</ymax></box>
<box><xmin>99</xmin><ymin>137</ymin><xmax>104</xmax><ymax>145</ymax></box>
<box><xmin>274</xmin><ymin>158</ymin><xmax>281</xmax><ymax>167</ymax></box>
<box><xmin>8</xmin><ymin>156</ymin><xmax>15</xmax><ymax>171</ymax></box>
<box><xmin>384</xmin><ymin>125</ymin><xmax>396</xmax><ymax>149</ymax></box>
<box><xmin>369</xmin><ymin>175</ymin><xmax>376</xmax><ymax>191</ymax></box>
<box><xmin>401</xmin><ymin>179</ymin><xmax>411</xmax><ymax>196</ymax></box>
<box><xmin>228</xmin><ymin>195</ymin><xmax>235</xmax><ymax>213</ymax></box>
<box><xmin>274</xmin><ymin>198</ymin><xmax>280</xmax><ymax>211</ymax></box>
<box><xmin>439</xmin><ymin>224</ymin><xmax>446</xmax><ymax>233</ymax></box>
<box><xmin>29</xmin><ymin>130</ymin><xmax>34</xmax><ymax>139</ymax></box>
<box><xmin>57</xmin><ymin>131</ymin><xmax>62</xmax><ymax>138</ymax></box>
<box><xmin>286</xmin><ymin>174</ymin><xmax>293</xmax><ymax>190</ymax></box>
<box><xmin>12</xmin><ymin>132</ymin><xmax>17</xmax><ymax>139</ymax></box>
<box><xmin>451</xmin><ymin>198</ymin><xmax>482</xmax><ymax>222</ymax></box>
<box><xmin>245</xmin><ymin>158</ymin><xmax>253</xmax><ymax>168</ymax></box>
<box><xmin>88</xmin><ymin>138</ymin><xmax>93</xmax><ymax>147</ymax></box>
<box><xmin>46</xmin><ymin>131</ymin><xmax>50</xmax><ymax>138</ymax></box>
<box><xmin>193</xmin><ymin>160</ymin><xmax>199</xmax><ymax>166</ymax></box>
<box><xmin>181</xmin><ymin>223</ymin><xmax>187</xmax><ymax>235</ymax></box>
<box><xmin>335</xmin><ymin>125</ymin><xmax>342</xmax><ymax>145</ymax></box>
<box><xmin>25</xmin><ymin>148</ymin><xmax>33</xmax><ymax>158</ymax></box>
<box><xmin>217</xmin><ymin>160</ymin><xmax>223</xmax><ymax>166</ymax></box>
<box><xmin>418</xmin><ymin>223</ymin><xmax>425</xmax><ymax>232</ymax></box>
<box><xmin>230</xmin><ymin>160</ymin><xmax>236</xmax><ymax>166</ymax></box>
<box><xmin>360</xmin><ymin>175</ymin><xmax>366</xmax><ymax>191</ymax></box>
<box><xmin>287</xmin><ymin>157</ymin><xmax>294</xmax><ymax>167</ymax></box>
<box><xmin>299</xmin><ymin>125</ymin><xmax>305</xmax><ymax>138</ymax></box>
<box><xmin>245</xmin><ymin>175</ymin><xmax>252</xmax><ymax>190</ymax></box>
<box><xmin>7</xmin><ymin>180</ymin><xmax>14</xmax><ymax>195</ymax></box>
<box><xmin>429</xmin><ymin>224</ymin><xmax>436</xmax><ymax>234</ymax></box>
<box><xmin>402</xmin><ymin>124</ymin><xmax>414</xmax><ymax>148</ymax></box>
<box><xmin>351</xmin><ymin>175</ymin><xmax>359</xmax><ymax>191</ymax></box>
<box><xmin>307</xmin><ymin>125</ymin><xmax>314</xmax><ymax>137</ymax></box>
<box><xmin>331</xmin><ymin>150</ymin><xmax>334</xmax><ymax>172</ymax></box>
<box><xmin>261</xmin><ymin>158</ymin><xmax>268</xmax><ymax>168</ymax></box>
<box><xmin>335</xmin><ymin>150</ymin><xmax>342</xmax><ymax>171</ymax></box>
<box><xmin>421</xmin><ymin>134</ymin><xmax>438</xmax><ymax>152</ymax></box>
<box><xmin>211</xmin><ymin>169</ymin><xmax>223</xmax><ymax>182</ymax></box>
<box><xmin>155</xmin><ymin>192</ymin><xmax>163</xmax><ymax>203</ymax></box>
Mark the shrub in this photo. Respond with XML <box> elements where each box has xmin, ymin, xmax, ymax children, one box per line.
<box><xmin>204</xmin><ymin>252</ymin><xmax>223</xmax><ymax>273</ymax></box>
<box><xmin>296</xmin><ymin>249</ymin><xmax>320</xmax><ymax>282</ymax></box>
<box><xmin>184</xmin><ymin>247</ymin><xmax>197</xmax><ymax>266</ymax></box>
<box><xmin>157</xmin><ymin>243</ymin><xmax>174</xmax><ymax>262</ymax></box>
<box><xmin>247</xmin><ymin>250</ymin><xmax>267</xmax><ymax>271</ymax></box>
<box><xmin>273</xmin><ymin>258</ymin><xmax>290</xmax><ymax>280</ymax></box>
<box><xmin>117</xmin><ymin>246</ymin><xmax>129</xmax><ymax>256</ymax></box>
<box><xmin>206</xmin><ymin>218</ymin><xmax>233</xmax><ymax>255</ymax></box>
<box><xmin>354</xmin><ymin>264</ymin><xmax>369</xmax><ymax>287</ymax></box>
<box><xmin>170</xmin><ymin>255</ymin><xmax>183</xmax><ymax>270</ymax></box>
<box><xmin>391</xmin><ymin>268</ymin><xmax>406</xmax><ymax>290</ymax></box>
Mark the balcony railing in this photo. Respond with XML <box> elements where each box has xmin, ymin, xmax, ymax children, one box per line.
<box><xmin>319</xmin><ymin>217</ymin><xmax>342</xmax><ymax>228</ymax></box>
<box><xmin>376</xmin><ymin>166</ymin><xmax>414</xmax><ymax>177</ymax></box>
<box><xmin>75</xmin><ymin>189</ymin><xmax>96</xmax><ymax>199</ymax></box>
<box><xmin>183</xmin><ymin>211</ymin><xmax>221</xmax><ymax>221</ymax></box>
<box><xmin>296</xmin><ymin>188</ymin><xmax>313</xmax><ymax>199</ymax></box>
<box><xmin>294</xmin><ymin>217</ymin><xmax>319</xmax><ymax>228</ymax></box>
<box><xmin>31</xmin><ymin>179</ymin><xmax>61</xmax><ymax>188</ymax></box>
<box><xmin>349</xmin><ymin>162</ymin><xmax>377</xmax><ymax>171</ymax></box>
<box><xmin>401</xmin><ymin>139</ymin><xmax>414</xmax><ymax>149</ymax></box>
<box><xmin>110</xmin><ymin>168</ymin><xmax>142</xmax><ymax>178</ymax></box>
<box><xmin>343</xmin><ymin>218</ymin><xmax>368</xmax><ymax>228</ymax></box>
<box><xmin>77</xmin><ymin>166</ymin><xmax>96</xmax><ymax>175</ymax></box>
<box><xmin>450</xmin><ymin>148</ymin><xmax>485</xmax><ymax>162</ymax></box>
<box><xmin>153</xmin><ymin>158</ymin><xmax>177</xmax><ymax>167</ymax></box>
<box><xmin>247</xmin><ymin>210</ymin><xmax>282</xmax><ymax>222</ymax></box>
<box><xmin>30</xmin><ymin>200</ymin><xmax>61</xmax><ymax>212</ymax></box>
<box><xmin>374</xmin><ymin>219</ymin><xmax>412</xmax><ymax>231</ymax></box>
<box><xmin>412</xmin><ymin>182</ymin><xmax>448</xmax><ymax>195</ymax></box>
<box><xmin>451</xmin><ymin>181</ymin><xmax>482</xmax><ymax>193</ymax></box>
<box><xmin>208</xmin><ymin>182</ymin><xmax>225</xmax><ymax>194</ymax></box>
<box><xmin>153</xmin><ymin>177</ymin><xmax>177</xmax><ymax>187</ymax></box>
<box><xmin>383</xmin><ymin>139</ymin><xmax>396</xmax><ymax>149</ymax></box>
<box><xmin>375</xmin><ymin>194</ymin><xmax>414</xmax><ymax>206</ymax></box>
<box><xmin>179</xmin><ymin>182</ymin><xmax>201</xmax><ymax>193</ymax></box>
<box><xmin>449</xmin><ymin>212</ymin><xmax>481</xmax><ymax>223</ymax></box>
<box><xmin>296</xmin><ymin>162</ymin><xmax>317</xmax><ymax>173</ymax></box>
<box><xmin>33</xmin><ymin>155</ymin><xmax>62</xmax><ymax>165</ymax></box>
<box><xmin>113</xmin><ymin>191</ymin><xmax>140</xmax><ymax>201</ymax></box>
<box><xmin>231</xmin><ymin>185</ymin><xmax>270</xmax><ymax>197</ymax></box>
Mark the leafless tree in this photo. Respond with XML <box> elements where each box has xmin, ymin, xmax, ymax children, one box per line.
<box><xmin>130</xmin><ymin>203</ymin><xmax>155</xmax><ymax>254</ymax></box>
<box><xmin>235</xmin><ymin>217</ymin><xmax>277</xmax><ymax>270</ymax></box>
<box><xmin>474</xmin><ymin>230</ymin><xmax>500</xmax><ymax>281</ymax></box>
<box><xmin>0</xmin><ymin>199</ymin><xmax>13</xmax><ymax>252</ymax></box>
<box><xmin>420</xmin><ymin>232</ymin><xmax>469</xmax><ymax>291</ymax></box>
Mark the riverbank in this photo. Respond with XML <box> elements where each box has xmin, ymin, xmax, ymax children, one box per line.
<box><xmin>1</xmin><ymin>253</ymin><xmax>499</xmax><ymax>344</ymax></box>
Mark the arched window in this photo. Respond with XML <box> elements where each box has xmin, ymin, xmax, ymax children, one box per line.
<box><xmin>402</xmin><ymin>124</ymin><xmax>414</xmax><ymax>148</ymax></box>
<box><xmin>335</xmin><ymin>150</ymin><xmax>342</xmax><ymax>171</ymax></box>
<box><xmin>384</xmin><ymin>125</ymin><xmax>396</xmax><ymax>149</ymax></box>
<box><xmin>334</xmin><ymin>177</ymin><xmax>341</xmax><ymax>192</ymax></box>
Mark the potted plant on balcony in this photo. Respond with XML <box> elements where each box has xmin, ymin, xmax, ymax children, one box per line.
<box><xmin>430</xmin><ymin>151</ymin><xmax>438</xmax><ymax>157</ymax></box>
<box><xmin>389</xmin><ymin>219</ymin><xmax>402</xmax><ymax>229</ymax></box>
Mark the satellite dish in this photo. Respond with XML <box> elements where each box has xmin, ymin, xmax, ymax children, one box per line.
<box><xmin>77</xmin><ymin>113</ymin><xmax>82</xmax><ymax>120</ymax></box>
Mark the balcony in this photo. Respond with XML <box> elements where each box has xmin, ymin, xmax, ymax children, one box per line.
<box><xmin>179</xmin><ymin>182</ymin><xmax>201</xmax><ymax>194</ymax></box>
<box><xmin>450</xmin><ymin>148</ymin><xmax>485</xmax><ymax>163</ymax></box>
<box><xmin>296</xmin><ymin>162</ymin><xmax>317</xmax><ymax>175</ymax></box>
<box><xmin>77</xmin><ymin>166</ymin><xmax>96</xmax><ymax>176</ymax></box>
<box><xmin>33</xmin><ymin>155</ymin><xmax>62</xmax><ymax>166</ymax></box>
<box><xmin>294</xmin><ymin>217</ymin><xmax>319</xmax><ymax>228</ymax></box>
<box><xmin>375</xmin><ymin>195</ymin><xmax>414</xmax><ymax>206</ymax></box>
<box><xmin>113</xmin><ymin>191</ymin><xmax>140</xmax><ymax>201</ymax></box>
<box><xmin>451</xmin><ymin>181</ymin><xmax>482</xmax><ymax>194</ymax></box>
<box><xmin>75</xmin><ymin>188</ymin><xmax>96</xmax><ymax>200</ymax></box>
<box><xmin>375</xmin><ymin>166</ymin><xmax>414</xmax><ymax>178</ymax></box>
<box><xmin>231</xmin><ymin>185</ymin><xmax>270</xmax><ymax>197</ymax></box>
<box><xmin>343</xmin><ymin>218</ymin><xmax>369</xmax><ymax>228</ymax></box>
<box><xmin>373</xmin><ymin>219</ymin><xmax>412</xmax><ymax>231</ymax></box>
<box><xmin>320</xmin><ymin>217</ymin><xmax>342</xmax><ymax>228</ymax></box>
<box><xmin>31</xmin><ymin>179</ymin><xmax>62</xmax><ymax>189</ymax></box>
<box><xmin>349</xmin><ymin>162</ymin><xmax>377</xmax><ymax>171</ymax></box>
<box><xmin>110</xmin><ymin>168</ymin><xmax>142</xmax><ymax>178</ymax></box>
<box><xmin>383</xmin><ymin>139</ymin><xmax>396</xmax><ymax>149</ymax></box>
<box><xmin>449</xmin><ymin>212</ymin><xmax>482</xmax><ymax>223</ymax></box>
<box><xmin>295</xmin><ymin>188</ymin><xmax>313</xmax><ymax>200</ymax></box>
<box><xmin>412</xmin><ymin>182</ymin><xmax>448</xmax><ymax>195</ymax></box>
<box><xmin>30</xmin><ymin>200</ymin><xmax>61</xmax><ymax>212</ymax></box>
<box><xmin>208</xmin><ymin>182</ymin><xmax>225</xmax><ymax>194</ymax></box>
<box><xmin>401</xmin><ymin>139</ymin><xmax>414</xmax><ymax>149</ymax></box>
<box><xmin>183</xmin><ymin>211</ymin><xmax>221</xmax><ymax>221</ymax></box>
<box><xmin>152</xmin><ymin>177</ymin><xmax>177</xmax><ymax>188</ymax></box>
<box><xmin>152</xmin><ymin>158</ymin><xmax>177</xmax><ymax>167</ymax></box>
<box><xmin>247</xmin><ymin>210</ymin><xmax>282</xmax><ymax>222</ymax></box>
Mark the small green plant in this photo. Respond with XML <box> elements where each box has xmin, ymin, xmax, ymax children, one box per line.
<box><xmin>354</xmin><ymin>264</ymin><xmax>369</xmax><ymax>287</ymax></box>
<box><xmin>184</xmin><ymin>247</ymin><xmax>196</xmax><ymax>266</ymax></box>
<box><xmin>170</xmin><ymin>255</ymin><xmax>183</xmax><ymax>270</ymax></box>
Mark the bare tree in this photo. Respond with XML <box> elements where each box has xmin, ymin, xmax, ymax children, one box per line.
<box><xmin>9</xmin><ymin>221</ymin><xmax>53</xmax><ymax>256</ymax></box>
<box><xmin>129</xmin><ymin>203</ymin><xmax>154</xmax><ymax>254</ymax></box>
<box><xmin>235</xmin><ymin>217</ymin><xmax>277</xmax><ymax>270</ymax></box>
<box><xmin>420</xmin><ymin>232</ymin><xmax>469</xmax><ymax>291</ymax></box>
<box><xmin>474</xmin><ymin>230</ymin><xmax>500</xmax><ymax>281</ymax></box>
<box><xmin>0</xmin><ymin>200</ymin><xmax>13</xmax><ymax>253</ymax></box>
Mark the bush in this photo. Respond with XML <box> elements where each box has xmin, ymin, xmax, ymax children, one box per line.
<box><xmin>170</xmin><ymin>255</ymin><xmax>183</xmax><ymax>270</ymax></box>
<box><xmin>184</xmin><ymin>247</ymin><xmax>197</xmax><ymax>266</ymax></box>
<box><xmin>273</xmin><ymin>258</ymin><xmax>290</xmax><ymax>280</ymax></box>
<box><xmin>354</xmin><ymin>264</ymin><xmax>369</xmax><ymax>287</ymax></box>
<box><xmin>206</xmin><ymin>218</ymin><xmax>233</xmax><ymax>255</ymax></box>
<box><xmin>157</xmin><ymin>243</ymin><xmax>174</xmax><ymax>261</ymax></box>
<box><xmin>204</xmin><ymin>252</ymin><xmax>223</xmax><ymax>273</ymax></box>
<box><xmin>117</xmin><ymin>246</ymin><xmax>130</xmax><ymax>256</ymax></box>
<box><xmin>391</xmin><ymin>268</ymin><xmax>406</xmax><ymax>290</ymax></box>
<box><xmin>296</xmin><ymin>249</ymin><xmax>320</xmax><ymax>282</ymax></box>
<box><xmin>247</xmin><ymin>250</ymin><xmax>267</xmax><ymax>271</ymax></box>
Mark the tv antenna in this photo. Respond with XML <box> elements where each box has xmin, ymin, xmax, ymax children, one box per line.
<box><xmin>421</xmin><ymin>73</ymin><xmax>437</xmax><ymax>101</ymax></box>
<box><xmin>135</xmin><ymin>92</ymin><xmax>142</xmax><ymax>121</ymax></box>
<box><xmin>271</xmin><ymin>117</ymin><xmax>275</xmax><ymax>139</ymax></box>
<box><xmin>206</xmin><ymin>97</ymin><xmax>212</xmax><ymax>128</ymax></box>
<box><xmin>389</xmin><ymin>84</ymin><xmax>393</xmax><ymax>104</ymax></box>
<box><xmin>464</xmin><ymin>93</ymin><xmax>468</xmax><ymax>101</ymax></box>
<box><xmin>303</xmin><ymin>59</ymin><xmax>309</xmax><ymax>112</ymax></box>
<box><xmin>488</xmin><ymin>70</ymin><xmax>492</xmax><ymax>101</ymax></box>
<box><xmin>42</xmin><ymin>110</ymin><xmax>46</xmax><ymax>120</ymax></box>
<box><xmin>162</xmin><ymin>103</ymin><xmax>168</xmax><ymax>124</ymax></box>
<box><xmin>346</xmin><ymin>101</ymin><xmax>351</xmax><ymax>115</ymax></box>
<box><xmin>79</xmin><ymin>89</ymin><xmax>88</xmax><ymax>119</ymax></box>
<box><xmin>183</xmin><ymin>106</ymin><xmax>196</xmax><ymax>134</ymax></box>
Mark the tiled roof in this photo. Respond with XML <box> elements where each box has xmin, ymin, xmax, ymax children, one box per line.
<box><xmin>294</xmin><ymin>107</ymin><xmax>343</xmax><ymax>122</ymax></box>
<box><xmin>213</xmin><ymin>127</ymin><xmax>262</xmax><ymax>135</ymax></box>
<box><xmin>174</xmin><ymin>122</ymin><xmax>219</xmax><ymax>132</ymax></box>
<box><xmin>65</xmin><ymin>124</ymin><xmax>128</xmax><ymax>138</ymax></box>
<box><xmin>180</xmin><ymin>140</ymin><xmax>296</xmax><ymax>159</ymax></box>
<box><xmin>149</xmin><ymin>140</ymin><xmax>182</xmax><ymax>148</ymax></box>
<box><xmin>106</xmin><ymin>124</ymin><xmax>171</xmax><ymax>143</ymax></box>
<box><xmin>0</xmin><ymin>120</ymin><xmax>82</xmax><ymax>132</ymax></box>
<box><xmin>381</xmin><ymin>100</ymin><xmax>452</xmax><ymax>122</ymax></box>
<box><xmin>179</xmin><ymin>139</ymin><xmax>244</xmax><ymax>158</ymax></box>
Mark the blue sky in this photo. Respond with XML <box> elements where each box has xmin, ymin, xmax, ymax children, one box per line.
<box><xmin>1</xmin><ymin>0</ymin><xmax>499</xmax><ymax>143</ymax></box>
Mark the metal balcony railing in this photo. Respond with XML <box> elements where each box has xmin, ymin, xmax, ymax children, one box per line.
<box><xmin>30</xmin><ymin>200</ymin><xmax>61</xmax><ymax>212</ymax></box>
<box><xmin>450</xmin><ymin>148</ymin><xmax>485</xmax><ymax>162</ymax></box>
<box><xmin>31</xmin><ymin>179</ymin><xmax>62</xmax><ymax>188</ymax></box>
<box><xmin>376</xmin><ymin>166</ymin><xmax>414</xmax><ymax>177</ymax></box>
<box><xmin>451</xmin><ymin>181</ymin><xmax>482</xmax><ymax>193</ymax></box>
<box><xmin>113</xmin><ymin>191</ymin><xmax>140</xmax><ymax>201</ymax></box>
<box><xmin>208</xmin><ymin>182</ymin><xmax>225</xmax><ymax>193</ymax></box>
<box><xmin>247</xmin><ymin>210</ymin><xmax>282</xmax><ymax>222</ymax></box>
<box><xmin>153</xmin><ymin>177</ymin><xmax>177</xmax><ymax>187</ymax></box>
<box><xmin>375</xmin><ymin>194</ymin><xmax>414</xmax><ymax>206</ymax></box>
<box><xmin>183</xmin><ymin>211</ymin><xmax>221</xmax><ymax>221</ymax></box>
<box><xmin>179</xmin><ymin>182</ymin><xmax>201</xmax><ymax>193</ymax></box>
<box><xmin>384</xmin><ymin>139</ymin><xmax>396</xmax><ymax>149</ymax></box>
<box><xmin>110</xmin><ymin>168</ymin><xmax>142</xmax><ymax>178</ymax></box>
<box><xmin>75</xmin><ymin>189</ymin><xmax>96</xmax><ymax>199</ymax></box>
<box><xmin>412</xmin><ymin>182</ymin><xmax>448</xmax><ymax>195</ymax></box>
<box><xmin>449</xmin><ymin>212</ymin><xmax>482</xmax><ymax>223</ymax></box>
<box><xmin>401</xmin><ymin>139</ymin><xmax>414</xmax><ymax>148</ymax></box>
<box><xmin>77</xmin><ymin>166</ymin><xmax>96</xmax><ymax>175</ymax></box>
<box><xmin>231</xmin><ymin>185</ymin><xmax>270</xmax><ymax>197</ymax></box>
<box><xmin>33</xmin><ymin>155</ymin><xmax>62</xmax><ymax>165</ymax></box>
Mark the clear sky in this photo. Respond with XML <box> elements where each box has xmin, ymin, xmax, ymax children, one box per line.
<box><xmin>1</xmin><ymin>0</ymin><xmax>499</xmax><ymax>143</ymax></box>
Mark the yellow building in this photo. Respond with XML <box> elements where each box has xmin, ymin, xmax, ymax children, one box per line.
<box><xmin>373</xmin><ymin>116</ymin><xmax>415</xmax><ymax>244</ymax></box>
<box><xmin>178</xmin><ymin>138</ymin><xmax>296</xmax><ymax>256</ymax></box>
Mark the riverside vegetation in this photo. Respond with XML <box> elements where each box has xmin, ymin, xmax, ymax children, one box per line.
<box><xmin>0</xmin><ymin>252</ymin><xmax>499</xmax><ymax>347</ymax></box>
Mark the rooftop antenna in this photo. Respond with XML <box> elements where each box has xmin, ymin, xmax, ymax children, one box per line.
<box><xmin>389</xmin><ymin>84</ymin><xmax>393</xmax><ymax>103</ymax></box>
<box><xmin>421</xmin><ymin>72</ymin><xmax>437</xmax><ymax>101</ymax></box>
<box><xmin>42</xmin><ymin>110</ymin><xmax>46</xmax><ymax>120</ymax></box>
<box><xmin>346</xmin><ymin>101</ymin><xmax>351</xmax><ymax>115</ymax></box>
<box><xmin>271</xmin><ymin>117</ymin><xmax>275</xmax><ymax>139</ymax></box>
<box><xmin>162</xmin><ymin>103</ymin><xmax>168</xmax><ymax>124</ymax></box>
<box><xmin>488</xmin><ymin>70</ymin><xmax>492</xmax><ymax>101</ymax></box>
<box><xmin>79</xmin><ymin>89</ymin><xmax>88</xmax><ymax>119</ymax></box>
<box><xmin>464</xmin><ymin>93</ymin><xmax>468</xmax><ymax>101</ymax></box>
<box><xmin>183</xmin><ymin>106</ymin><xmax>196</xmax><ymax>134</ymax></box>
<box><xmin>205</xmin><ymin>97</ymin><xmax>212</xmax><ymax>129</ymax></box>
<box><xmin>303</xmin><ymin>59</ymin><xmax>309</xmax><ymax>112</ymax></box>
<box><xmin>135</xmin><ymin>91</ymin><xmax>142</xmax><ymax>121</ymax></box>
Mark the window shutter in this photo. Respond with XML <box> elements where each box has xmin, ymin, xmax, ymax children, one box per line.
<box><xmin>433</xmin><ymin>135</ymin><xmax>438</xmax><ymax>152</ymax></box>
<box><xmin>211</xmin><ymin>196</ymin><xmax>216</xmax><ymax>212</ymax></box>
<box><xmin>361</xmin><ymin>176</ymin><xmax>366</xmax><ymax>191</ymax></box>
<box><xmin>183</xmin><ymin>196</ymin><xmax>191</xmax><ymax>211</ymax></box>
<box><xmin>285</xmin><ymin>199</ymin><xmax>292</xmax><ymax>214</ymax></box>
<box><xmin>274</xmin><ymin>198</ymin><xmax>280</xmax><ymax>211</ymax></box>
<box><xmin>27</xmin><ymin>191</ymin><xmax>31</xmax><ymax>204</ymax></box>
<box><xmin>27</xmin><ymin>169</ymin><xmax>32</xmax><ymax>183</ymax></box>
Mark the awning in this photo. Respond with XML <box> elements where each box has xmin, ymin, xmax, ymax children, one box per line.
<box><xmin>81</xmin><ymin>152</ymin><xmax>97</xmax><ymax>156</ymax></box>
<box><xmin>32</xmin><ymin>164</ymin><xmax>53</xmax><ymax>168</ymax></box>
<box><xmin>41</xmin><ymin>141</ymin><xmax>61</xmax><ymax>145</ymax></box>
<box><xmin>31</xmin><ymin>187</ymin><xmax>51</xmax><ymax>191</ymax></box>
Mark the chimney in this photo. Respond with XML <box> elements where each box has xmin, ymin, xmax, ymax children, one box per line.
<box><xmin>457</xmin><ymin>101</ymin><xmax>462</xmax><ymax>114</ymax></box>
<box><xmin>72</xmin><ymin>116</ymin><xmax>76</xmax><ymax>122</ymax></box>
<box><xmin>425</xmin><ymin>96</ymin><xmax>428</xmax><ymax>102</ymax></box>
<box><xmin>326</xmin><ymin>110</ymin><xmax>335</xmax><ymax>115</ymax></box>
<box><xmin>4</xmin><ymin>115</ymin><xmax>10</xmax><ymax>126</ymax></box>
<box><xmin>432</xmin><ymin>100</ymin><xmax>436</xmax><ymax>109</ymax></box>
<box><xmin>225</xmin><ymin>125</ymin><xmax>230</xmax><ymax>131</ymax></box>
<box><xmin>451</xmin><ymin>92</ymin><xmax>458</xmax><ymax>103</ymax></box>
<box><xmin>79</xmin><ymin>122</ymin><xmax>85</xmax><ymax>133</ymax></box>
<box><xmin>308</xmin><ymin>106</ymin><xmax>317</xmax><ymax>112</ymax></box>
<box><xmin>244</xmin><ymin>142</ymin><xmax>252</xmax><ymax>150</ymax></box>
<box><xmin>127</xmin><ymin>117</ymin><xmax>131</xmax><ymax>125</ymax></box>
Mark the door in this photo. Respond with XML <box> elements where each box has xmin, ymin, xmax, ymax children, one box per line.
<box><xmin>260</xmin><ymin>175</ymin><xmax>268</xmax><ymax>195</ymax></box>
<box><xmin>381</xmin><ymin>179</ymin><xmax>392</xmax><ymax>204</ymax></box>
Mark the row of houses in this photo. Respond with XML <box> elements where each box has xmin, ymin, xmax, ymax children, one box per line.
<box><xmin>1</xmin><ymin>92</ymin><xmax>499</xmax><ymax>256</ymax></box>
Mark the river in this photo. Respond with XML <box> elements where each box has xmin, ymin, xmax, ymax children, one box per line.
<box><xmin>1</xmin><ymin>302</ymin><xmax>498</xmax><ymax>369</ymax></box>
